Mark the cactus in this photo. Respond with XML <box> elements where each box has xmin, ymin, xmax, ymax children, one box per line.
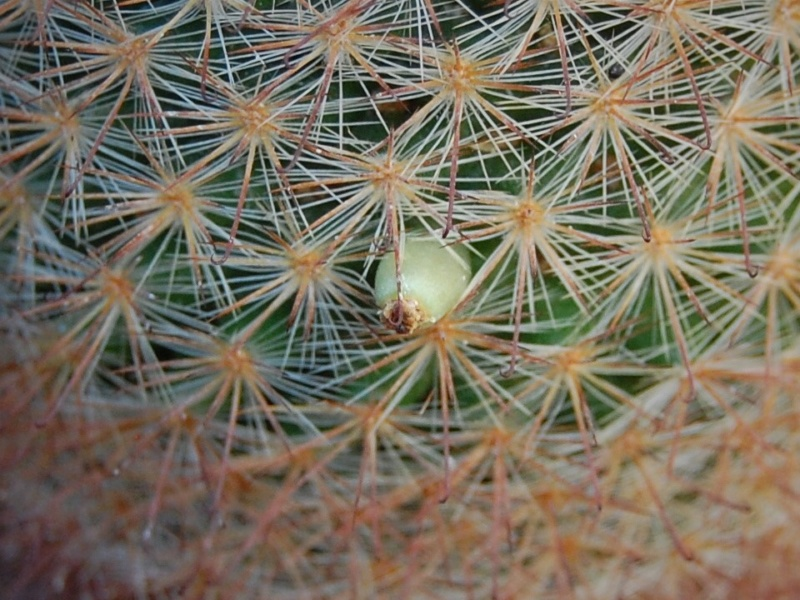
<box><xmin>1</xmin><ymin>1</ymin><xmax>799</xmax><ymax>598</ymax></box>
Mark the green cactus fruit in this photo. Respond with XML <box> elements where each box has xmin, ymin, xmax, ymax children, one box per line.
<box><xmin>374</xmin><ymin>238</ymin><xmax>471</xmax><ymax>333</ymax></box>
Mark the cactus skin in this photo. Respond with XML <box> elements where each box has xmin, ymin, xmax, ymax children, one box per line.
<box><xmin>1</xmin><ymin>1</ymin><xmax>799</xmax><ymax>598</ymax></box>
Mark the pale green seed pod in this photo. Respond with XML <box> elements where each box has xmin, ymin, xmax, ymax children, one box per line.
<box><xmin>374</xmin><ymin>239</ymin><xmax>472</xmax><ymax>334</ymax></box>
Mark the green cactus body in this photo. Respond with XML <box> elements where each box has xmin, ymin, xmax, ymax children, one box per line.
<box><xmin>1</xmin><ymin>1</ymin><xmax>799</xmax><ymax>598</ymax></box>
